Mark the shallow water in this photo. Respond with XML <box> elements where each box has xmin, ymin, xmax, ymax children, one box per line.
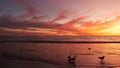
<box><xmin>0</xmin><ymin>42</ymin><xmax>120</xmax><ymax>68</ymax></box>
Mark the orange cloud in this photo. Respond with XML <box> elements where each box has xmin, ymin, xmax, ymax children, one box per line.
<box><xmin>73</xmin><ymin>16</ymin><xmax>120</xmax><ymax>36</ymax></box>
<box><xmin>58</xmin><ymin>16</ymin><xmax>89</xmax><ymax>30</ymax></box>
<box><xmin>0</xmin><ymin>27</ymin><xmax>79</xmax><ymax>36</ymax></box>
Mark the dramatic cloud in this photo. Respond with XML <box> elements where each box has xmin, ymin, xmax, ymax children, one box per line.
<box><xmin>0</xmin><ymin>15</ymin><xmax>59</xmax><ymax>29</ymax></box>
<box><xmin>58</xmin><ymin>16</ymin><xmax>89</xmax><ymax>29</ymax></box>
<box><xmin>0</xmin><ymin>0</ymin><xmax>120</xmax><ymax>36</ymax></box>
<box><xmin>51</xmin><ymin>10</ymin><xmax>69</xmax><ymax>24</ymax></box>
<box><xmin>27</xmin><ymin>15</ymin><xmax>48</xmax><ymax>23</ymax></box>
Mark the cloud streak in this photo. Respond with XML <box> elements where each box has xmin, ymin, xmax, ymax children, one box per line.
<box><xmin>1</xmin><ymin>0</ymin><xmax>120</xmax><ymax>36</ymax></box>
<box><xmin>51</xmin><ymin>10</ymin><xmax>69</xmax><ymax>24</ymax></box>
<box><xmin>0</xmin><ymin>14</ymin><xmax>59</xmax><ymax>29</ymax></box>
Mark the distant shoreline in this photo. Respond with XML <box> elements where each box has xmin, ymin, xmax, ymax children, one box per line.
<box><xmin>1</xmin><ymin>41</ymin><xmax>120</xmax><ymax>43</ymax></box>
<box><xmin>1</xmin><ymin>36</ymin><xmax>120</xmax><ymax>43</ymax></box>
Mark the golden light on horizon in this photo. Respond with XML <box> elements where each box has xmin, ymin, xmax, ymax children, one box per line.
<box><xmin>100</xmin><ymin>24</ymin><xmax>120</xmax><ymax>36</ymax></box>
<box><xmin>1</xmin><ymin>0</ymin><xmax>120</xmax><ymax>36</ymax></box>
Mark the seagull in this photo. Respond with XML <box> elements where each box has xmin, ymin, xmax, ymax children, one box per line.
<box><xmin>70</xmin><ymin>55</ymin><xmax>77</xmax><ymax>62</ymax></box>
<box><xmin>98</xmin><ymin>56</ymin><xmax>105</xmax><ymax>61</ymax></box>
<box><xmin>67</xmin><ymin>54</ymin><xmax>77</xmax><ymax>63</ymax></box>
<box><xmin>88</xmin><ymin>48</ymin><xmax>91</xmax><ymax>50</ymax></box>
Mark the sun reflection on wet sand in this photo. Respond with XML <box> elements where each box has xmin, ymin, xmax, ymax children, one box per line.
<box><xmin>0</xmin><ymin>43</ymin><xmax>120</xmax><ymax>68</ymax></box>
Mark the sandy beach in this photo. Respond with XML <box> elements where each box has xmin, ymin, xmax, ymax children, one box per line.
<box><xmin>1</xmin><ymin>42</ymin><xmax>120</xmax><ymax>68</ymax></box>
<box><xmin>0</xmin><ymin>56</ymin><xmax>60</xmax><ymax>68</ymax></box>
<box><xmin>1</xmin><ymin>0</ymin><xmax>120</xmax><ymax>67</ymax></box>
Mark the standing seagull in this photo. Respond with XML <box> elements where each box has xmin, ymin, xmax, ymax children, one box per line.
<box><xmin>98</xmin><ymin>56</ymin><xmax>105</xmax><ymax>63</ymax></box>
<box><xmin>88</xmin><ymin>48</ymin><xmax>91</xmax><ymax>50</ymax></box>
<box><xmin>67</xmin><ymin>54</ymin><xmax>71</xmax><ymax>62</ymax></box>
<box><xmin>67</xmin><ymin>54</ymin><xmax>77</xmax><ymax>63</ymax></box>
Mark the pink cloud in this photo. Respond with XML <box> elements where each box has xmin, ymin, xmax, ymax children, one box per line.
<box><xmin>58</xmin><ymin>16</ymin><xmax>89</xmax><ymax>29</ymax></box>
<box><xmin>17</xmin><ymin>7</ymin><xmax>36</xmax><ymax>21</ymax></box>
<box><xmin>27</xmin><ymin>15</ymin><xmax>48</xmax><ymax>23</ymax></box>
<box><xmin>15</xmin><ymin>0</ymin><xmax>36</xmax><ymax>20</ymax></box>
<box><xmin>51</xmin><ymin>10</ymin><xmax>69</xmax><ymax>24</ymax></box>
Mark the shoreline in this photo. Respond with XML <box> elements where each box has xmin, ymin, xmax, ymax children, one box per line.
<box><xmin>1</xmin><ymin>41</ymin><xmax>120</xmax><ymax>43</ymax></box>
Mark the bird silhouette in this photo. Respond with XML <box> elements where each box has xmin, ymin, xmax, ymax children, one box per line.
<box><xmin>88</xmin><ymin>48</ymin><xmax>91</xmax><ymax>50</ymax></box>
<box><xmin>98</xmin><ymin>56</ymin><xmax>105</xmax><ymax>62</ymax></box>
<box><xmin>67</xmin><ymin>54</ymin><xmax>77</xmax><ymax>63</ymax></box>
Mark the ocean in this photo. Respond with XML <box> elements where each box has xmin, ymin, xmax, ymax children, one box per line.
<box><xmin>0</xmin><ymin>36</ymin><xmax>120</xmax><ymax>68</ymax></box>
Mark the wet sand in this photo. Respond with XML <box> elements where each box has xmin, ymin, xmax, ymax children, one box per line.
<box><xmin>1</xmin><ymin>42</ymin><xmax>120</xmax><ymax>68</ymax></box>
<box><xmin>0</xmin><ymin>55</ymin><xmax>119</xmax><ymax>68</ymax></box>
<box><xmin>0</xmin><ymin>56</ymin><xmax>59</xmax><ymax>68</ymax></box>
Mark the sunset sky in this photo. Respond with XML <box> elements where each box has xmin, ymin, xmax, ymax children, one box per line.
<box><xmin>0</xmin><ymin>0</ymin><xmax>120</xmax><ymax>36</ymax></box>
